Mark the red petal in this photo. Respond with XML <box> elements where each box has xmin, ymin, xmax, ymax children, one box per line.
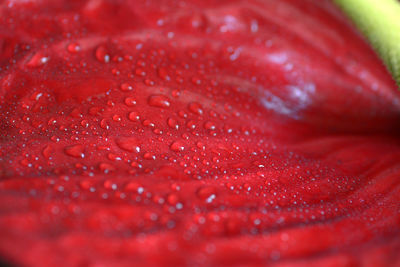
<box><xmin>0</xmin><ymin>0</ymin><xmax>399</xmax><ymax>266</ymax></box>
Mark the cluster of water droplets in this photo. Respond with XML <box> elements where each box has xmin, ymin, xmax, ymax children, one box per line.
<box><xmin>0</xmin><ymin>24</ymin><xmax>365</xmax><ymax>255</ymax></box>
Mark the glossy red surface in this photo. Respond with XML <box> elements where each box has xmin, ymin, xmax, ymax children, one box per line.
<box><xmin>0</xmin><ymin>0</ymin><xmax>400</xmax><ymax>266</ymax></box>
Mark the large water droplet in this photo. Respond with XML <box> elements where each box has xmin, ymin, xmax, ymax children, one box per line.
<box><xmin>120</xmin><ymin>83</ymin><xmax>133</xmax><ymax>92</ymax></box>
<box><xmin>188</xmin><ymin>102</ymin><xmax>203</xmax><ymax>115</ymax></box>
<box><xmin>64</xmin><ymin>144</ymin><xmax>85</xmax><ymax>158</ymax></box>
<box><xmin>26</xmin><ymin>52</ymin><xmax>49</xmax><ymax>67</ymax></box>
<box><xmin>42</xmin><ymin>145</ymin><xmax>53</xmax><ymax>159</ymax></box>
<box><xmin>143</xmin><ymin>152</ymin><xmax>156</xmax><ymax>160</ymax></box>
<box><xmin>170</xmin><ymin>141</ymin><xmax>185</xmax><ymax>152</ymax></box>
<box><xmin>112</xmin><ymin>114</ymin><xmax>122</xmax><ymax>122</ymax></box>
<box><xmin>167</xmin><ymin>118</ymin><xmax>179</xmax><ymax>129</ymax></box>
<box><xmin>116</xmin><ymin>137</ymin><xmax>140</xmax><ymax>152</ymax></box>
<box><xmin>128</xmin><ymin>111</ymin><xmax>140</xmax><ymax>121</ymax></box>
<box><xmin>124</xmin><ymin>97</ymin><xmax>137</xmax><ymax>106</ymax></box>
<box><xmin>148</xmin><ymin>95</ymin><xmax>171</xmax><ymax>108</ymax></box>
<box><xmin>95</xmin><ymin>45</ymin><xmax>110</xmax><ymax>63</ymax></box>
<box><xmin>67</xmin><ymin>43</ymin><xmax>81</xmax><ymax>53</ymax></box>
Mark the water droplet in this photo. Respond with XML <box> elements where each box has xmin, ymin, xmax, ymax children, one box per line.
<box><xmin>167</xmin><ymin>193</ymin><xmax>179</xmax><ymax>205</ymax></box>
<box><xmin>224</xmin><ymin>125</ymin><xmax>233</xmax><ymax>134</ymax></box>
<box><xmin>107</xmin><ymin>153</ymin><xmax>121</xmax><ymax>161</ymax></box>
<box><xmin>148</xmin><ymin>95</ymin><xmax>171</xmax><ymax>108</ymax></box>
<box><xmin>104</xmin><ymin>180</ymin><xmax>118</xmax><ymax>190</ymax></box>
<box><xmin>143</xmin><ymin>152</ymin><xmax>156</xmax><ymax>160</ymax></box>
<box><xmin>167</xmin><ymin>118</ymin><xmax>179</xmax><ymax>129</ymax></box>
<box><xmin>30</xmin><ymin>92</ymin><xmax>43</xmax><ymax>101</ymax></box>
<box><xmin>172</xmin><ymin>90</ymin><xmax>181</xmax><ymax>98</ymax></box>
<box><xmin>128</xmin><ymin>111</ymin><xmax>140</xmax><ymax>121</ymax></box>
<box><xmin>188</xmin><ymin>102</ymin><xmax>203</xmax><ymax>115</ymax></box>
<box><xmin>69</xmin><ymin>108</ymin><xmax>83</xmax><ymax>118</ymax></box>
<box><xmin>124</xmin><ymin>97</ymin><xmax>137</xmax><ymax>106</ymax></box>
<box><xmin>80</xmin><ymin>120</ymin><xmax>89</xmax><ymax>127</ymax></box>
<box><xmin>26</xmin><ymin>52</ymin><xmax>49</xmax><ymax>67</ymax></box>
<box><xmin>100</xmin><ymin>119</ymin><xmax>110</xmax><ymax>129</ymax></box>
<box><xmin>191</xmin><ymin>76</ymin><xmax>201</xmax><ymax>85</ymax></box>
<box><xmin>124</xmin><ymin>181</ymin><xmax>142</xmax><ymax>192</ymax></box>
<box><xmin>116</xmin><ymin>137</ymin><xmax>140</xmax><ymax>152</ymax></box>
<box><xmin>42</xmin><ymin>145</ymin><xmax>52</xmax><ymax>159</ymax></box>
<box><xmin>153</xmin><ymin>128</ymin><xmax>163</xmax><ymax>135</ymax></box>
<box><xmin>135</xmin><ymin>68</ymin><xmax>146</xmax><ymax>76</ymax></box>
<box><xmin>99</xmin><ymin>162</ymin><xmax>115</xmax><ymax>173</ymax></box>
<box><xmin>67</xmin><ymin>43</ymin><xmax>81</xmax><ymax>53</ymax></box>
<box><xmin>48</xmin><ymin>118</ymin><xmax>57</xmax><ymax>125</ymax></box>
<box><xmin>112</xmin><ymin>114</ymin><xmax>122</xmax><ymax>122</ymax></box>
<box><xmin>170</xmin><ymin>141</ymin><xmax>185</xmax><ymax>152</ymax></box>
<box><xmin>204</xmin><ymin>121</ymin><xmax>216</xmax><ymax>130</ymax></box>
<box><xmin>120</xmin><ymin>83</ymin><xmax>133</xmax><ymax>92</ymax></box>
<box><xmin>95</xmin><ymin>45</ymin><xmax>110</xmax><ymax>63</ymax></box>
<box><xmin>186</xmin><ymin>120</ymin><xmax>196</xmax><ymax>130</ymax></box>
<box><xmin>142</xmin><ymin>119</ymin><xmax>155</xmax><ymax>127</ymax></box>
<box><xmin>197</xmin><ymin>186</ymin><xmax>217</xmax><ymax>203</ymax></box>
<box><xmin>130</xmin><ymin>161</ymin><xmax>142</xmax><ymax>168</ymax></box>
<box><xmin>158</xmin><ymin>67</ymin><xmax>170</xmax><ymax>81</ymax></box>
<box><xmin>196</xmin><ymin>142</ymin><xmax>206</xmax><ymax>150</ymax></box>
<box><xmin>178</xmin><ymin>110</ymin><xmax>188</xmax><ymax>118</ymax></box>
<box><xmin>64</xmin><ymin>144</ymin><xmax>85</xmax><ymax>158</ymax></box>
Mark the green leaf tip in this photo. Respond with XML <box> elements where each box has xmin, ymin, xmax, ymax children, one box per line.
<box><xmin>334</xmin><ymin>0</ymin><xmax>400</xmax><ymax>87</ymax></box>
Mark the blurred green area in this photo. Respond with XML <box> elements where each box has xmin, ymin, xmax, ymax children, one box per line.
<box><xmin>334</xmin><ymin>0</ymin><xmax>400</xmax><ymax>87</ymax></box>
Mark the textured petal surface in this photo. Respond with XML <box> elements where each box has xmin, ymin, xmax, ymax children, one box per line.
<box><xmin>0</xmin><ymin>0</ymin><xmax>399</xmax><ymax>266</ymax></box>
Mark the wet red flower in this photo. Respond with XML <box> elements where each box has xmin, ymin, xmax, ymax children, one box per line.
<box><xmin>0</xmin><ymin>0</ymin><xmax>399</xmax><ymax>266</ymax></box>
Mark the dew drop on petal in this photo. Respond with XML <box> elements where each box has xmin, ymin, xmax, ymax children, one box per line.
<box><xmin>128</xmin><ymin>111</ymin><xmax>140</xmax><ymax>121</ymax></box>
<box><xmin>64</xmin><ymin>144</ymin><xmax>85</xmax><ymax>158</ymax></box>
<box><xmin>170</xmin><ymin>141</ymin><xmax>185</xmax><ymax>152</ymax></box>
<box><xmin>197</xmin><ymin>186</ymin><xmax>217</xmax><ymax>203</ymax></box>
<box><xmin>42</xmin><ymin>145</ymin><xmax>53</xmax><ymax>159</ymax></box>
<box><xmin>148</xmin><ymin>95</ymin><xmax>171</xmax><ymax>108</ymax></box>
<box><xmin>95</xmin><ymin>45</ymin><xmax>110</xmax><ymax>63</ymax></box>
<box><xmin>67</xmin><ymin>43</ymin><xmax>81</xmax><ymax>53</ymax></box>
<box><xmin>158</xmin><ymin>67</ymin><xmax>170</xmax><ymax>81</ymax></box>
<box><xmin>167</xmin><ymin>118</ymin><xmax>179</xmax><ymax>129</ymax></box>
<box><xmin>124</xmin><ymin>97</ymin><xmax>137</xmax><ymax>106</ymax></box>
<box><xmin>188</xmin><ymin>102</ymin><xmax>203</xmax><ymax>115</ymax></box>
<box><xmin>204</xmin><ymin>121</ymin><xmax>216</xmax><ymax>130</ymax></box>
<box><xmin>120</xmin><ymin>83</ymin><xmax>133</xmax><ymax>92</ymax></box>
<box><xmin>115</xmin><ymin>137</ymin><xmax>141</xmax><ymax>153</ymax></box>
